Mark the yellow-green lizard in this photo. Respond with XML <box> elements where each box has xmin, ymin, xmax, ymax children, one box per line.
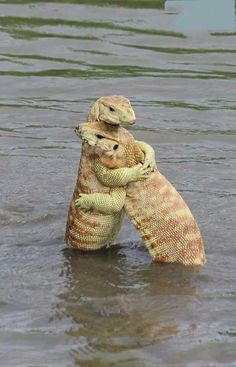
<box><xmin>74</xmin><ymin>96</ymin><xmax>206</xmax><ymax>265</ymax></box>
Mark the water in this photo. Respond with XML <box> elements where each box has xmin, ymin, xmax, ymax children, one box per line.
<box><xmin>0</xmin><ymin>1</ymin><xmax>236</xmax><ymax>366</ymax></box>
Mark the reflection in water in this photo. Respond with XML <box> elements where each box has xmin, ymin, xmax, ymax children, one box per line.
<box><xmin>57</xmin><ymin>247</ymin><xmax>199</xmax><ymax>366</ymax></box>
<box><xmin>166</xmin><ymin>0</ymin><xmax>235</xmax><ymax>33</ymax></box>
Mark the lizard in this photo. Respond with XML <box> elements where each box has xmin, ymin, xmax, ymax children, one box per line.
<box><xmin>74</xmin><ymin>97</ymin><xmax>206</xmax><ymax>265</ymax></box>
<box><xmin>65</xmin><ymin>96</ymin><xmax>155</xmax><ymax>251</ymax></box>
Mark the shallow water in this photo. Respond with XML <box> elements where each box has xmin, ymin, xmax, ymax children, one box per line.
<box><xmin>0</xmin><ymin>1</ymin><xmax>236</xmax><ymax>366</ymax></box>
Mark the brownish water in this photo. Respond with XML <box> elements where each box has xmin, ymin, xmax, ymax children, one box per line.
<box><xmin>0</xmin><ymin>1</ymin><xmax>236</xmax><ymax>366</ymax></box>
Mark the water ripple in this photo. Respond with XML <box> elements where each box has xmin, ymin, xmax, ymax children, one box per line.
<box><xmin>1</xmin><ymin>2</ymin><xmax>236</xmax><ymax>367</ymax></box>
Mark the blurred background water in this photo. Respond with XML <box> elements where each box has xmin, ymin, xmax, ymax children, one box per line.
<box><xmin>0</xmin><ymin>1</ymin><xmax>236</xmax><ymax>366</ymax></box>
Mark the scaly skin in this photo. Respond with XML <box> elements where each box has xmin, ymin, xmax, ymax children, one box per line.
<box><xmin>75</xmin><ymin>136</ymin><xmax>134</xmax><ymax>214</ymax></box>
<box><xmin>65</xmin><ymin>96</ymin><xmax>154</xmax><ymax>250</ymax></box>
<box><xmin>77</xmin><ymin>120</ymin><xmax>206</xmax><ymax>266</ymax></box>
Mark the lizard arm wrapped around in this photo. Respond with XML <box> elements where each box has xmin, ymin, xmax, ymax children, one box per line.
<box><xmin>93</xmin><ymin>160</ymin><xmax>150</xmax><ymax>187</ymax></box>
<box><xmin>75</xmin><ymin>137</ymin><xmax>154</xmax><ymax>213</ymax></box>
<box><xmin>92</xmin><ymin>138</ymin><xmax>156</xmax><ymax>187</ymax></box>
<box><xmin>75</xmin><ymin>134</ymin><xmax>155</xmax><ymax>214</ymax></box>
<box><xmin>136</xmin><ymin>140</ymin><xmax>156</xmax><ymax>171</ymax></box>
<box><xmin>77</xmin><ymin>121</ymin><xmax>156</xmax><ymax>178</ymax></box>
<box><xmin>75</xmin><ymin>188</ymin><xmax>126</xmax><ymax>214</ymax></box>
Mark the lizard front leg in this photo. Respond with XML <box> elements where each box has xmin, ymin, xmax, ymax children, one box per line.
<box><xmin>75</xmin><ymin>160</ymin><xmax>150</xmax><ymax>214</ymax></box>
<box><xmin>136</xmin><ymin>140</ymin><xmax>156</xmax><ymax>171</ymax></box>
<box><xmin>75</xmin><ymin>188</ymin><xmax>126</xmax><ymax>214</ymax></box>
<box><xmin>94</xmin><ymin>159</ymin><xmax>151</xmax><ymax>187</ymax></box>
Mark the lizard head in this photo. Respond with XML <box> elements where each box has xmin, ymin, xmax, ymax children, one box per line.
<box><xmin>74</xmin><ymin>124</ymin><xmax>98</xmax><ymax>147</ymax></box>
<box><xmin>87</xmin><ymin>95</ymin><xmax>136</xmax><ymax>126</ymax></box>
<box><xmin>93</xmin><ymin>137</ymin><xmax>120</xmax><ymax>157</ymax></box>
<box><xmin>89</xmin><ymin>136</ymin><xmax>124</xmax><ymax>169</ymax></box>
<box><xmin>75</xmin><ymin>122</ymin><xmax>123</xmax><ymax>167</ymax></box>
<box><xmin>75</xmin><ymin>121</ymin><xmax>120</xmax><ymax>146</ymax></box>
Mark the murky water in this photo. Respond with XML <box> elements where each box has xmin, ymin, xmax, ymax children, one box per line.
<box><xmin>0</xmin><ymin>1</ymin><xmax>236</xmax><ymax>366</ymax></box>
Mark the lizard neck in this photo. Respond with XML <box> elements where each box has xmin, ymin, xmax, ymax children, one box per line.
<box><xmin>99</xmin><ymin>120</ymin><xmax>120</xmax><ymax>133</ymax></box>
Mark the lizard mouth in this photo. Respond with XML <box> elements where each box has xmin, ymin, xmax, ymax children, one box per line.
<box><xmin>120</xmin><ymin>119</ymin><xmax>136</xmax><ymax>126</ymax></box>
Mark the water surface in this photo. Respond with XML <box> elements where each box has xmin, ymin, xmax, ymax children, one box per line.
<box><xmin>0</xmin><ymin>1</ymin><xmax>236</xmax><ymax>366</ymax></box>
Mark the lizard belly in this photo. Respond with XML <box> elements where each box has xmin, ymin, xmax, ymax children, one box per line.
<box><xmin>125</xmin><ymin>170</ymin><xmax>206</xmax><ymax>265</ymax></box>
<box><xmin>65</xmin><ymin>144</ymin><xmax>124</xmax><ymax>250</ymax></box>
<box><xmin>65</xmin><ymin>196</ymin><xmax>124</xmax><ymax>250</ymax></box>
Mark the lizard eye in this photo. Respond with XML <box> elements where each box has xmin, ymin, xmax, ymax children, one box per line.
<box><xmin>113</xmin><ymin>144</ymin><xmax>119</xmax><ymax>150</ymax></box>
<box><xmin>109</xmin><ymin>106</ymin><xmax>115</xmax><ymax>112</ymax></box>
<box><xmin>95</xmin><ymin>134</ymin><xmax>105</xmax><ymax>139</ymax></box>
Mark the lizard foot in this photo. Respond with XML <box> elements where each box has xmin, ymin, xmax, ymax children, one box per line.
<box><xmin>142</xmin><ymin>158</ymin><xmax>156</xmax><ymax>171</ymax></box>
<box><xmin>75</xmin><ymin>194</ymin><xmax>93</xmax><ymax>211</ymax></box>
<box><xmin>133</xmin><ymin>164</ymin><xmax>153</xmax><ymax>181</ymax></box>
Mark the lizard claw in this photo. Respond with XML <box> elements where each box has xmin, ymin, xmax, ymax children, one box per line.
<box><xmin>75</xmin><ymin>194</ymin><xmax>92</xmax><ymax>211</ymax></box>
<box><xmin>131</xmin><ymin>164</ymin><xmax>153</xmax><ymax>181</ymax></box>
<box><xmin>143</xmin><ymin>163</ymin><xmax>155</xmax><ymax>171</ymax></box>
<box><xmin>142</xmin><ymin>157</ymin><xmax>156</xmax><ymax>171</ymax></box>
